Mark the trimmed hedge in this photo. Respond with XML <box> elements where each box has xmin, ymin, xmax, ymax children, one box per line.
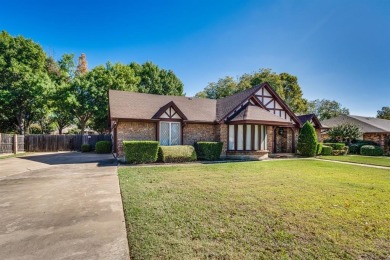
<box><xmin>321</xmin><ymin>145</ymin><xmax>333</xmax><ymax>155</ymax></box>
<box><xmin>349</xmin><ymin>140</ymin><xmax>380</xmax><ymax>154</ymax></box>
<box><xmin>360</xmin><ymin>145</ymin><xmax>384</xmax><ymax>156</ymax></box>
<box><xmin>316</xmin><ymin>143</ymin><xmax>323</xmax><ymax>155</ymax></box>
<box><xmin>324</xmin><ymin>143</ymin><xmax>345</xmax><ymax>150</ymax></box>
<box><xmin>297</xmin><ymin>122</ymin><xmax>318</xmax><ymax>157</ymax></box>
<box><xmin>158</xmin><ymin>145</ymin><xmax>197</xmax><ymax>163</ymax></box>
<box><xmin>95</xmin><ymin>141</ymin><xmax>112</xmax><ymax>154</ymax></box>
<box><xmin>81</xmin><ymin>144</ymin><xmax>91</xmax><ymax>152</ymax></box>
<box><xmin>123</xmin><ymin>141</ymin><xmax>159</xmax><ymax>163</ymax></box>
<box><xmin>195</xmin><ymin>142</ymin><xmax>223</xmax><ymax>161</ymax></box>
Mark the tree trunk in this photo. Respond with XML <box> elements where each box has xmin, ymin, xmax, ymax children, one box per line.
<box><xmin>59</xmin><ymin>127</ymin><xmax>63</xmax><ymax>135</ymax></box>
<box><xmin>80</xmin><ymin>120</ymin><xmax>86</xmax><ymax>136</ymax></box>
<box><xmin>16</xmin><ymin>114</ymin><xmax>25</xmax><ymax>135</ymax></box>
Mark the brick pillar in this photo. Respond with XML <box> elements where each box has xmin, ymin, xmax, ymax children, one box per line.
<box><xmin>13</xmin><ymin>134</ymin><xmax>18</xmax><ymax>154</ymax></box>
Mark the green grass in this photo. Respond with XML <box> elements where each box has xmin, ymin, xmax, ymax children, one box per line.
<box><xmin>320</xmin><ymin>155</ymin><xmax>390</xmax><ymax>167</ymax></box>
<box><xmin>118</xmin><ymin>160</ymin><xmax>390</xmax><ymax>259</ymax></box>
<box><xmin>0</xmin><ymin>152</ymin><xmax>29</xmax><ymax>160</ymax></box>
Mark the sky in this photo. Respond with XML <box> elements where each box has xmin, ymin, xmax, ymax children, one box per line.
<box><xmin>1</xmin><ymin>0</ymin><xmax>389</xmax><ymax>116</ymax></box>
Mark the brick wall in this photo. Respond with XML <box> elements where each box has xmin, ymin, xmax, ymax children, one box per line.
<box><xmin>218</xmin><ymin>124</ymin><xmax>228</xmax><ymax>156</ymax></box>
<box><xmin>267</xmin><ymin>126</ymin><xmax>274</xmax><ymax>152</ymax></box>
<box><xmin>116</xmin><ymin>121</ymin><xmax>156</xmax><ymax>156</ymax></box>
<box><xmin>363</xmin><ymin>133</ymin><xmax>389</xmax><ymax>153</ymax></box>
<box><xmin>183</xmin><ymin>123</ymin><xmax>217</xmax><ymax>145</ymax></box>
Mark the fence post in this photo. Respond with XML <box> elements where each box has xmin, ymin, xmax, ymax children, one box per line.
<box><xmin>13</xmin><ymin>134</ymin><xmax>18</xmax><ymax>154</ymax></box>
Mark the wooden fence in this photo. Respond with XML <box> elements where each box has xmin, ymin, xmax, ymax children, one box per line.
<box><xmin>0</xmin><ymin>133</ymin><xmax>111</xmax><ymax>153</ymax></box>
<box><xmin>0</xmin><ymin>133</ymin><xmax>25</xmax><ymax>154</ymax></box>
<box><xmin>24</xmin><ymin>134</ymin><xmax>111</xmax><ymax>152</ymax></box>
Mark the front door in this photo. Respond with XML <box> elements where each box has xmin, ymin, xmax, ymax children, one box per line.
<box><xmin>274</xmin><ymin>127</ymin><xmax>288</xmax><ymax>153</ymax></box>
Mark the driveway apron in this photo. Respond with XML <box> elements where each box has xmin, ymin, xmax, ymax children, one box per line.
<box><xmin>0</xmin><ymin>152</ymin><xmax>129</xmax><ymax>260</ymax></box>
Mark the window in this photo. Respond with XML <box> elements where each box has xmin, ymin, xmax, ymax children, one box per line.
<box><xmin>228</xmin><ymin>124</ymin><xmax>268</xmax><ymax>151</ymax></box>
<box><xmin>160</xmin><ymin>122</ymin><xmax>181</xmax><ymax>146</ymax></box>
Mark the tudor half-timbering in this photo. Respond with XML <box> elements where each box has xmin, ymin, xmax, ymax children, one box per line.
<box><xmin>109</xmin><ymin>83</ymin><xmax>322</xmax><ymax>160</ymax></box>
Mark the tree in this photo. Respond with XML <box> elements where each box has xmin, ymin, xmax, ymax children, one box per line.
<box><xmin>75</xmin><ymin>53</ymin><xmax>88</xmax><ymax>76</ymax></box>
<box><xmin>327</xmin><ymin>123</ymin><xmax>361</xmax><ymax>143</ymax></box>
<box><xmin>195</xmin><ymin>68</ymin><xmax>308</xmax><ymax>114</ymax></box>
<box><xmin>0</xmin><ymin>31</ymin><xmax>53</xmax><ymax>134</ymax></box>
<box><xmin>88</xmin><ymin>62</ymin><xmax>140</xmax><ymax>133</ymax></box>
<box><xmin>377</xmin><ymin>107</ymin><xmax>390</xmax><ymax>120</ymax></box>
<box><xmin>130</xmin><ymin>61</ymin><xmax>184</xmax><ymax>96</ymax></box>
<box><xmin>307</xmin><ymin>99</ymin><xmax>349</xmax><ymax>121</ymax></box>
<box><xmin>297</xmin><ymin>122</ymin><xmax>318</xmax><ymax>157</ymax></box>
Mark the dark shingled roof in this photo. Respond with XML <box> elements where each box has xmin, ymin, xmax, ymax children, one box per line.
<box><xmin>109</xmin><ymin>90</ymin><xmax>217</xmax><ymax>122</ymax></box>
<box><xmin>321</xmin><ymin>115</ymin><xmax>390</xmax><ymax>133</ymax></box>
<box><xmin>216</xmin><ymin>84</ymin><xmax>263</xmax><ymax>121</ymax></box>
<box><xmin>297</xmin><ymin>114</ymin><xmax>322</xmax><ymax>128</ymax></box>
<box><xmin>229</xmin><ymin>105</ymin><xmax>294</xmax><ymax>125</ymax></box>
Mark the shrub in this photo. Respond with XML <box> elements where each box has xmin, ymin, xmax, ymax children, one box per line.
<box><xmin>349</xmin><ymin>140</ymin><xmax>380</xmax><ymax>154</ymax></box>
<box><xmin>316</xmin><ymin>143</ymin><xmax>323</xmax><ymax>155</ymax></box>
<box><xmin>324</xmin><ymin>143</ymin><xmax>345</xmax><ymax>150</ymax></box>
<box><xmin>81</xmin><ymin>144</ymin><xmax>91</xmax><ymax>152</ymax></box>
<box><xmin>297</xmin><ymin>122</ymin><xmax>318</xmax><ymax>157</ymax></box>
<box><xmin>360</xmin><ymin>145</ymin><xmax>384</xmax><ymax>156</ymax></box>
<box><xmin>95</xmin><ymin>141</ymin><xmax>112</xmax><ymax>154</ymax></box>
<box><xmin>321</xmin><ymin>145</ymin><xmax>333</xmax><ymax>155</ymax></box>
<box><xmin>195</xmin><ymin>142</ymin><xmax>223</xmax><ymax>161</ymax></box>
<box><xmin>158</xmin><ymin>145</ymin><xmax>197</xmax><ymax>163</ymax></box>
<box><xmin>327</xmin><ymin>123</ymin><xmax>361</xmax><ymax>143</ymax></box>
<box><xmin>123</xmin><ymin>141</ymin><xmax>159</xmax><ymax>163</ymax></box>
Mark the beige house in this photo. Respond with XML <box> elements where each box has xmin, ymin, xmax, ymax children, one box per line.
<box><xmin>321</xmin><ymin>115</ymin><xmax>390</xmax><ymax>152</ymax></box>
<box><xmin>109</xmin><ymin>83</ymin><xmax>322</xmax><ymax>160</ymax></box>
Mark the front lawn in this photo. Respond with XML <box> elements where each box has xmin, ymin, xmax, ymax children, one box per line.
<box><xmin>119</xmin><ymin>160</ymin><xmax>390</xmax><ymax>259</ymax></box>
<box><xmin>320</xmin><ymin>155</ymin><xmax>390</xmax><ymax>167</ymax></box>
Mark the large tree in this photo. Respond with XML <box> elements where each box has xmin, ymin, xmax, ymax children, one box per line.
<box><xmin>308</xmin><ymin>99</ymin><xmax>349</xmax><ymax>121</ymax></box>
<box><xmin>377</xmin><ymin>107</ymin><xmax>390</xmax><ymax>120</ymax></box>
<box><xmin>195</xmin><ymin>68</ymin><xmax>308</xmax><ymax>114</ymax></box>
<box><xmin>0</xmin><ymin>31</ymin><xmax>53</xmax><ymax>134</ymax></box>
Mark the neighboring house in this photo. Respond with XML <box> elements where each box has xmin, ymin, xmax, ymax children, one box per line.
<box><xmin>109</xmin><ymin>83</ymin><xmax>322</xmax><ymax>160</ymax></box>
<box><xmin>321</xmin><ymin>115</ymin><xmax>390</xmax><ymax>151</ymax></box>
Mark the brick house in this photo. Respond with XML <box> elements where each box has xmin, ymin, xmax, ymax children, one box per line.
<box><xmin>109</xmin><ymin>83</ymin><xmax>322</xmax><ymax>160</ymax></box>
<box><xmin>321</xmin><ymin>115</ymin><xmax>390</xmax><ymax>153</ymax></box>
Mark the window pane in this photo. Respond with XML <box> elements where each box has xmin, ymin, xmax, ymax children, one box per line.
<box><xmin>260</xmin><ymin>125</ymin><xmax>265</xmax><ymax>150</ymax></box>
<box><xmin>228</xmin><ymin>125</ymin><xmax>235</xmax><ymax>150</ymax></box>
<box><xmin>237</xmin><ymin>125</ymin><xmax>243</xmax><ymax>150</ymax></box>
<box><xmin>264</xmin><ymin>125</ymin><xmax>268</xmax><ymax>150</ymax></box>
<box><xmin>170</xmin><ymin>123</ymin><xmax>180</xmax><ymax>145</ymax></box>
<box><xmin>246</xmin><ymin>125</ymin><xmax>251</xmax><ymax>150</ymax></box>
<box><xmin>160</xmin><ymin>122</ymin><xmax>170</xmax><ymax>146</ymax></box>
<box><xmin>254</xmin><ymin>125</ymin><xmax>259</xmax><ymax>150</ymax></box>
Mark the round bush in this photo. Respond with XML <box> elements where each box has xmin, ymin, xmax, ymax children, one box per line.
<box><xmin>321</xmin><ymin>145</ymin><xmax>333</xmax><ymax>155</ymax></box>
<box><xmin>360</xmin><ymin>145</ymin><xmax>384</xmax><ymax>156</ymax></box>
<box><xmin>297</xmin><ymin>122</ymin><xmax>318</xmax><ymax>157</ymax></box>
<box><xmin>81</xmin><ymin>144</ymin><xmax>91</xmax><ymax>152</ymax></box>
<box><xmin>95</xmin><ymin>141</ymin><xmax>112</xmax><ymax>154</ymax></box>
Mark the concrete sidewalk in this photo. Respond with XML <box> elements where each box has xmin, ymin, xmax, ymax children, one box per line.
<box><xmin>0</xmin><ymin>152</ymin><xmax>129</xmax><ymax>260</ymax></box>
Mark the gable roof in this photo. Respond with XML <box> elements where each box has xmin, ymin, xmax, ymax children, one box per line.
<box><xmin>297</xmin><ymin>114</ymin><xmax>322</xmax><ymax>128</ymax></box>
<box><xmin>321</xmin><ymin>115</ymin><xmax>390</xmax><ymax>133</ymax></box>
<box><xmin>228</xmin><ymin>104</ymin><xmax>294</xmax><ymax>125</ymax></box>
<box><xmin>109</xmin><ymin>90</ymin><xmax>216</xmax><ymax>122</ymax></box>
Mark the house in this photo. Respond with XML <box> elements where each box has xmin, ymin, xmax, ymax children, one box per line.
<box><xmin>321</xmin><ymin>115</ymin><xmax>390</xmax><ymax>151</ymax></box>
<box><xmin>109</xmin><ymin>83</ymin><xmax>322</xmax><ymax>160</ymax></box>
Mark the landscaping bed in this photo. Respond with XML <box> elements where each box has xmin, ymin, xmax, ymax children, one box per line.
<box><xmin>119</xmin><ymin>160</ymin><xmax>390</xmax><ymax>259</ymax></box>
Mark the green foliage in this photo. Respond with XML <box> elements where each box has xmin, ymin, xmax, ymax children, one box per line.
<box><xmin>316</xmin><ymin>143</ymin><xmax>323</xmax><ymax>155</ymax></box>
<box><xmin>95</xmin><ymin>141</ymin><xmax>112</xmax><ymax>154</ymax></box>
<box><xmin>327</xmin><ymin>123</ymin><xmax>361</xmax><ymax>143</ymax></box>
<box><xmin>123</xmin><ymin>141</ymin><xmax>159</xmax><ymax>164</ymax></box>
<box><xmin>360</xmin><ymin>145</ymin><xmax>384</xmax><ymax>156</ymax></box>
<box><xmin>332</xmin><ymin>147</ymin><xmax>348</xmax><ymax>156</ymax></box>
<box><xmin>195</xmin><ymin>68</ymin><xmax>308</xmax><ymax>114</ymax></box>
<box><xmin>321</xmin><ymin>145</ymin><xmax>333</xmax><ymax>155</ymax></box>
<box><xmin>377</xmin><ymin>107</ymin><xmax>390</xmax><ymax>120</ymax></box>
<box><xmin>297</xmin><ymin>122</ymin><xmax>318</xmax><ymax>157</ymax></box>
<box><xmin>194</xmin><ymin>142</ymin><xmax>223</xmax><ymax>160</ymax></box>
<box><xmin>323</xmin><ymin>143</ymin><xmax>345</xmax><ymax>150</ymax></box>
<box><xmin>158</xmin><ymin>145</ymin><xmax>197</xmax><ymax>163</ymax></box>
<box><xmin>349</xmin><ymin>140</ymin><xmax>379</xmax><ymax>154</ymax></box>
<box><xmin>0</xmin><ymin>30</ymin><xmax>53</xmax><ymax>134</ymax></box>
<box><xmin>308</xmin><ymin>99</ymin><xmax>349</xmax><ymax>121</ymax></box>
<box><xmin>81</xmin><ymin>144</ymin><xmax>91</xmax><ymax>152</ymax></box>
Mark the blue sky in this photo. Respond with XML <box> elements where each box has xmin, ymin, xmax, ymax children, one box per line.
<box><xmin>1</xmin><ymin>0</ymin><xmax>389</xmax><ymax>116</ymax></box>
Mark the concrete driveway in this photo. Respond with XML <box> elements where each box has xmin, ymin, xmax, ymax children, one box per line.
<box><xmin>0</xmin><ymin>152</ymin><xmax>129</xmax><ymax>260</ymax></box>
